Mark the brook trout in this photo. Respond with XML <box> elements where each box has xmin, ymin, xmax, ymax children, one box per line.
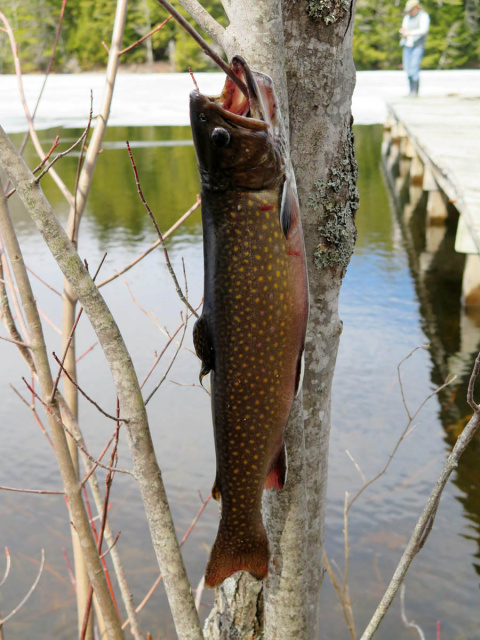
<box><xmin>190</xmin><ymin>56</ymin><xmax>309</xmax><ymax>588</ymax></box>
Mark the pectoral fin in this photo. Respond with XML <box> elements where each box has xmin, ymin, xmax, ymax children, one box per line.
<box><xmin>193</xmin><ymin>316</ymin><xmax>214</xmax><ymax>384</ymax></box>
<box><xmin>280</xmin><ymin>178</ymin><xmax>300</xmax><ymax>239</ymax></box>
<box><xmin>211</xmin><ymin>476</ymin><xmax>221</xmax><ymax>501</ymax></box>
<box><xmin>295</xmin><ymin>350</ymin><xmax>305</xmax><ymax>397</ymax></box>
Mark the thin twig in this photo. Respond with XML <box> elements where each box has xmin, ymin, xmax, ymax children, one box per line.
<box><xmin>62</xmin><ymin>547</ymin><xmax>76</xmax><ymax>588</ymax></box>
<box><xmin>35</xmin><ymin>106</ymin><xmax>93</xmax><ymax>185</ymax></box>
<box><xmin>189</xmin><ymin>67</ymin><xmax>200</xmax><ymax>91</ymax></box>
<box><xmin>467</xmin><ymin>351</ymin><xmax>480</xmax><ymax>411</ymax></box>
<box><xmin>348</xmin><ymin>362</ymin><xmax>455</xmax><ymax>512</ymax></box>
<box><xmin>122</xmin><ymin>493</ymin><xmax>212</xmax><ymax>628</ymax></box>
<box><xmin>0</xmin><ymin>550</ymin><xmax>45</xmax><ymax>624</ymax></box>
<box><xmin>0</xmin><ymin>9</ymin><xmax>73</xmax><ymax>205</ymax></box>
<box><xmin>194</xmin><ymin>575</ymin><xmax>205</xmax><ymax>611</ymax></box>
<box><xmin>145</xmin><ymin>309</ymin><xmax>189</xmax><ymax>405</ymax></box>
<box><xmin>323</xmin><ymin>551</ymin><xmax>355</xmax><ymax>640</ymax></box>
<box><xmin>5</xmin><ymin>136</ymin><xmax>61</xmax><ymax>197</ymax></box>
<box><xmin>126</xmin><ymin>141</ymin><xmax>199</xmax><ymax>318</ymax></box>
<box><xmin>50</xmin><ymin>252</ymin><xmax>107</xmax><ymax>402</ymax></box>
<box><xmin>120</xmin><ymin>16</ymin><xmax>172</xmax><ymax>55</ymax></box>
<box><xmin>80</xmin><ymin>431</ymin><xmax>117</xmax><ymax>487</ymax></box>
<box><xmin>22</xmin><ymin>378</ymin><xmax>134</xmax><ymax>477</ymax></box>
<box><xmin>9</xmin><ymin>383</ymin><xmax>55</xmax><ymax>450</ymax></box>
<box><xmin>0</xmin><ymin>485</ymin><xmax>63</xmax><ymax>495</ymax></box>
<box><xmin>400</xmin><ymin>584</ymin><xmax>426</xmax><ymax>640</ymax></box>
<box><xmin>100</xmin><ymin>531</ymin><xmax>121</xmax><ymax>559</ymax></box>
<box><xmin>155</xmin><ymin>0</ymin><xmax>248</xmax><ymax>98</ymax></box>
<box><xmin>360</xmin><ymin>352</ymin><xmax>480</xmax><ymax>640</ymax></box>
<box><xmin>98</xmin><ymin>197</ymin><xmax>200</xmax><ymax>288</ymax></box>
<box><xmin>52</xmin><ymin>352</ymin><xmax>127</xmax><ymax>423</ymax></box>
<box><xmin>0</xmin><ymin>549</ymin><xmax>11</xmax><ymax>588</ymax></box>
<box><xmin>37</xmin><ymin>307</ymin><xmax>61</xmax><ymax>335</ymax></box>
<box><xmin>81</xmin><ymin>419</ymin><xmax>121</xmax><ymax>639</ymax></box>
<box><xmin>0</xmin><ymin>335</ymin><xmax>31</xmax><ymax>348</ymax></box>
<box><xmin>25</xmin><ymin>265</ymin><xmax>62</xmax><ymax>297</ymax></box>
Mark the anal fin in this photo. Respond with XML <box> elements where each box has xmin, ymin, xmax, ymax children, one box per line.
<box><xmin>264</xmin><ymin>442</ymin><xmax>287</xmax><ymax>490</ymax></box>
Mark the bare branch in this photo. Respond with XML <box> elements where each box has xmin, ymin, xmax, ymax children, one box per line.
<box><xmin>144</xmin><ymin>263</ymin><xmax>191</xmax><ymax>404</ymax></box>
<box><xmin>0</xmin><ymin>10</ymin><xmax>73</xmax><ymax>205</ymax></box>
<box><xmin>400</xmin><ymin>584</ymin><xmax>426</xmax><ymax>640</ymax></box>
<box><xmin>25</xmin><ymin>265</ymin><xmax>62</xmax><ymax>297</ymax></box>
<box><xmin>50</xmin><ymin>252</ymin><xmax>107</xmax><ymax>402</ymax></box>
<box><xmin>98</xmin><ymin>196</ymin><xmax>200</xmax><ymax>288</ymax></box>
<box><xmin>360</xmin><ymin>354</ymin><xmax>480</xmax><ymax>640</ymax></box>
<box><xmin>155</xmin><ymin>0</ymin><xmax>248</xmax><ymax>97</ymax></box>
<box><xmin>174</xmin><ymin>0</ymin><xmax>227</xmax><ymax>47</ymax></box>
<box><xmin>0</xmin><ymin>335</ymin><xmax>31</xmax><ymax>348</ymax></box>
<box><xmin>0</xmin><ymin>246</ymin><xmax>31</xmax><ymax>347</ymax></box>
<box><xmin>34</xmin><ymin>116</ymin><xmax>92</xmax><ymax>185</ymax></box>
<box><xmin>348</xmin><ymin>362</ymin><xmax>455</xmax><ymax>513</ymax></box>
<box><xmin>120</xmin><ymin>16</ymin><xmax>172</xmax><ymax>55</ymax></box>
<box><xmin>126</xmin><ymin>141</ymin><xmax>200</xmax><ymax>318</ymax></box>
<box><xmin>53</xmin><ymin>352</ymin><xmax>128</xmax><ymax>421</ymax></box>
<box><xmin>23</xmin><ymin>378</ymin><xmax>133</xmax><ymax>477</ymax></box>
<box><xmin>0</xmin><ymin>127</ymin><xmax>203</xmax><ymax>640</ymax></box>
<box><xmin>122</xmin><ymin>493</ymin><xmax>212</xmax><ymax>629</ymax></box>
<box><xmin>0</xmin><ymin>550</ymin><xmax>45</xmax><ymax>624</ymax></box>
<box><xmin>100</xmin><ymin>531</ymin><xmax>121</xmax><ymax>559</ymax></box>
<box><xmin>5</xmin><ymin>135</ymin><xmax>60</xmax><ymax>199</ymax></box>
<box><xmin>0</xmin><ymin>548</ymin><xmax>11</xmax><ymax>588</ymax></box>
<box><xmin>467</xmin><ymin>351</ymin><xmax>480</xmax><ymax>411</ymax></box>
<box><xmin>0</xmin><ymin>485</ymin><xmax>63</xmax><ymax>495</ymax></box>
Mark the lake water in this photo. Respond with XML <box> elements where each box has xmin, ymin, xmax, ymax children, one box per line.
<box><xmin>1</xmin><ymin>123</ymin><xmax>479</xmax><ymax>639</ymax></box>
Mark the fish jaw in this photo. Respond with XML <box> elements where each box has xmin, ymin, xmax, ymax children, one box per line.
<box><xmin>189</xmin><ymin>57</ymin><xmax>284</xmax><ymax>192</ymax></box>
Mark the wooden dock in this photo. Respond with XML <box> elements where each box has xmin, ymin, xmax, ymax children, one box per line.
<box><xmin>382</xmin><ymin>94</ymin><xmax>480</xmax><ymax>306</ymax></box>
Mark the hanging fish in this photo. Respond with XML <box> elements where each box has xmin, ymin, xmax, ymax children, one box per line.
<box><xmin>190</xmin><ymin>56</ymin><xmax>309</xmax><ymax>588</ymax></box>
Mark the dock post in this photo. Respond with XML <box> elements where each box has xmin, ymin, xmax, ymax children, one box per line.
<box><xmin>424</xmin><ymin>166</ymin><xmax>448</xmax><ymax>226</ymax></box>
<box><xmin>404</xmin><ymin>153</ymin><xmax>424</xmax><ymax>222</ymax></box>
<box><xmin>463</xmin><ymin>254</ymin><xmax>480</xmax><ymax>307</ymax></box>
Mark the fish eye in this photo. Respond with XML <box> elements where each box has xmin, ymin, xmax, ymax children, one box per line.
<box><xmin>211</xmin><ymin>127</ymin><xmax>231</xmax><ymax>147</ymax></box>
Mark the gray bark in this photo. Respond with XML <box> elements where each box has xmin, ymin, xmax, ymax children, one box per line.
<box><xmin>0</xmin><ymin>176</ymin><xmax>124</xmax><ymax>640</ymax></box>
<box><xmin>195</xmin><ymin>0</ymin><xmax>359</xmax><ymax>638</ymax></box>
<box><xmin>282</xmin><ymin>3</ymin><xmax>358</xmax><ymax>634</ymax></box>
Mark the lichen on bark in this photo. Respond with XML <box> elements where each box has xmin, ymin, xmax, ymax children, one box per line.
<box><xmin>306</xmin><ymin>0</ymin><xmax>351</xmax><ymax>24</ymax></box>
<box><xmin>311</xmin><ymin>122</ymin><xmax>359</xmax><ymax>271</ymax></box>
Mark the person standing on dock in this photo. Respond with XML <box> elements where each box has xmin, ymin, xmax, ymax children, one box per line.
<box><xmin>400</xmin><ymin>0</ymin><xmax>430</xmax><ymax>96</ymax></box>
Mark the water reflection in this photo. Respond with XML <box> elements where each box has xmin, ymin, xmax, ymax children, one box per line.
<box><xmin>1</xmin><ymin>124</ymin><xmax>480</xmax><ymax>638</ymax></box>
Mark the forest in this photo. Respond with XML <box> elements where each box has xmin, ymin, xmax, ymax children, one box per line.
<box><xmin>0</xmin><ymin>0</ymin><xmax>479</xmax><ymax>74</ymax></box>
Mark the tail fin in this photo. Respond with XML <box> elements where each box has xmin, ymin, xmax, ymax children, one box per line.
<box><xmin>204</xmin><ymin>523</ymin><xmax>269</xmax><ymax>589</ymax></box>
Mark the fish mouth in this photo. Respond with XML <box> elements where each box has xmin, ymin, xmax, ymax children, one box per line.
<box><xmin>191</xmin><ymin>56</ymin><xmax>277</xmax><ymax>134</ymax></box>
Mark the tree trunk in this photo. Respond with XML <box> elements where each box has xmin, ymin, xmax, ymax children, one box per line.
<box><xmin>203</xmin><ymin>1</ymin><xmax>358</xmax><ymax>638</ymax></box>
<box><xmin>282</xmin><ymin>3</ymin><xmax>358</xmax><ymax>635</ymax></box>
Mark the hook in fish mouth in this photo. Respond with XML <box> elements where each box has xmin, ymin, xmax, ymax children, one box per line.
<box><xmin>190</xmin><ymin>55</ymin><xmax>278</xmax><ymax>134</ymax></box>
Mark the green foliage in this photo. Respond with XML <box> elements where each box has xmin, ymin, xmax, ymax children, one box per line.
<box><xmin>353</xmin><ymin>0</ymin><xmax>480</xmax><ymax>70</ymax></box>
<box><xmin>0</xmin><ymin>0</ymin><xmax>477</xmax><ymax>72</ymax></box>
<box><xmin>0</xmin><ymin>0</ymin><xmax>226</xmax><ymax>73</ymax></box>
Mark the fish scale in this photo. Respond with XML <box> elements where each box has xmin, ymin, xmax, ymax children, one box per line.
<box><xmin>213</xmin><ymin>191</ymin><xmax>291</xmax><ymax>523</ymax></box>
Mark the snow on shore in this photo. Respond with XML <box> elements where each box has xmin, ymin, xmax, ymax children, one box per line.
<box><xmin>1</xmin><ymin>69</ymin><xmax>479</xmax><ymax>133</ymax></box>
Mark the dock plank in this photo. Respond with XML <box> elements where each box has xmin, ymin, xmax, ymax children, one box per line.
<box><xmin>387</xmin><ymin>95</ymin><xmax>480</xmax><ymax>254</ymax></box>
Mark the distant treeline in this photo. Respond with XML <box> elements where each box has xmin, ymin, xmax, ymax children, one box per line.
<box><xmin>0</xmin><ymin>0</ymin><xmax>478</xmax><ymax>73</ymax></box>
